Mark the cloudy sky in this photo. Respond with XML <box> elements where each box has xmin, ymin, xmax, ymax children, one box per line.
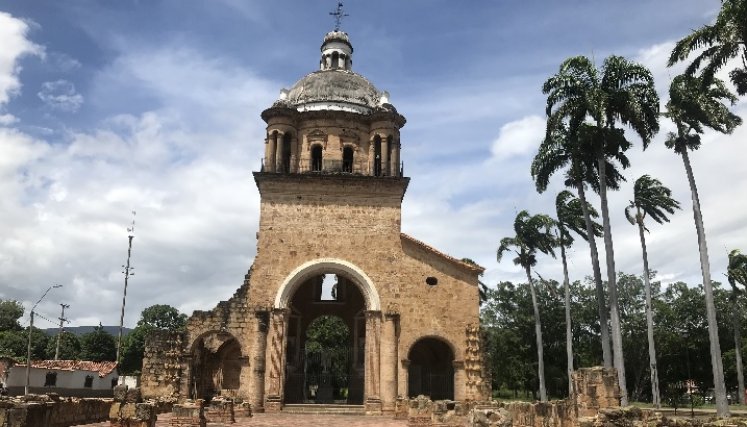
<box><xmin>1</xmin><ymin>1</ymin><xmax>745</xmax><ymax>329</ymax></box>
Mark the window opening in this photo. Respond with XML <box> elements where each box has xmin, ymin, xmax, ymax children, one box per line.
<box><xmin>84</xmin><ymin>375</ymin><xmax>94</xmax><ymax>388</ymax></box>
<box><xmin>45</xmin><ymin>372</ymin><xmax>57</xmax><ymax>387</ymax></box>
<box><xmin>342</xmin><ymin>146</ymin><xmax>354</xmax><ymax>173</ymax></box>
<box><xmin>311</xmin><ymin>145</ymin><xmax>323</xmax><ymax>172</ymax></box>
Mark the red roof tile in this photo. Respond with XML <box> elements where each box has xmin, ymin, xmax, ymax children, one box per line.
<box><xmin>400</xmin><ymin>233</ymin><xmax>485</xmax><ymax>273</ymax></box>
<box><xmin>14</xmin><ymin>360</ymin><xmax>118</xmax><ymax>377</ymax></box>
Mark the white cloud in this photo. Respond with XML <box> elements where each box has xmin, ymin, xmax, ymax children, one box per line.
<box><xmin>38</xmin><ymin>79</ymin><xmax>84</xmax><ymax>112</ymax></box>
<box><xmin>0</xmin><ymin>42</ymin><xmax>278</xmax><ymax>327</ymax></box>
<box><xmin>490</xmin><ymin>115</ymin><xmax>546</xmax><ymax>162</ymax></box>
<box><xmin>0</xmin><ymin>114</ymin><xmax>18</xmax><ymax>125</ymax></box>
<box><xmin>0</xmin><ymin>12</ymin><xmax>44</xmax><ymax>107</ymax></box>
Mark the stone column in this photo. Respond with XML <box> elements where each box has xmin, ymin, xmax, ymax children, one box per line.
<box><xmin>368</xmin><ymin>142</ymin><xmax>374</xmax><ymax>175</ymax></box>
<box><xmin>264</xmin><ymin>308</ymin><xmax>289</xmax><ymax>412</ymax></box>
<box><xmin>364</xmin><ymin>310</ymin><xmax>382</xmax><ymax>414</ymax></box>
<box><xmin>391</xmin><ymin>140</ymin><xmax>400</xmax><ymax>177</ymax></box>
<box><xmin>179</xmin><ymin>355</ymin><xmax>192</xmax><ymax>399</ymax></box>
<box><xmin>400</xmin><ymin>359</ymin><xmax>410</xmax><ymax>399</ymax></box>
<box><xmin>453</xmin><ymin>360</ymin><xmax>466</xmax><ymax>401</ymax></box>
<box><xmin>275</xmin><ymin>132</ymin><xmax>284</xmax><ymax>172</ymax></box>
<box><xmin>267</xmin><ymin>133</ymin><xmax>277</xmax><ymax>173</ymax></box>
<box><xmin>290</xmin><ymin>135</ymin><xmax>298</xmax><ymax>173</ymax></box>
<box><xmin>381</xmin><ymin>136</ymin><xmax>389</xmax><ymax>176</ymax></box>
<box><xmin>381</xmin><ymin>313</ymin><xmax>399</xmax><ymax>413</ymax></box>
<box><xmin>248</xmin><ymin>310</ymin><xmax>269</xmax><ymax>412</ymax></box>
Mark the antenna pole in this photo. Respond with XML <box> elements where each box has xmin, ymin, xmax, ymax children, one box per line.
<box><xmin>116</xmin><ymin>211</ymin><xmax>136</xmax><ymax>365</ymax></box>
<box><xmin>54</xmin><ymin>303</ymin><xmax>70</xmax><ymax>360</ymax></box>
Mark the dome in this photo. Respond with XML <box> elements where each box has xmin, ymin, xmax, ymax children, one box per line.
<box><xmin>286</xmin><ymin>69</ymin><xmax>382</xmax><ymax>113</ymax></box>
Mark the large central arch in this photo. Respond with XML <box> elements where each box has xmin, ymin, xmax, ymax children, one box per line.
<box><xmin>274</xmin><ymin>258</ymin><xmax>381</xmax><ymax>311</ymax></box>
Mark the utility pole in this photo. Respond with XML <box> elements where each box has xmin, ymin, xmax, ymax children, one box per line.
<box><xmin>54</xmin><ymin>303</ymin><xmax>70</xmax><ymax>360</ymax></box>
<box><xmin>116</xmin><ymin>211</ymin><xmax>136</xmax><ymax>365</ymax></box>
<box><xmin>26</xmin><ymin>284</ymin><xmax>62</xmax><ymax>395</ymax></box>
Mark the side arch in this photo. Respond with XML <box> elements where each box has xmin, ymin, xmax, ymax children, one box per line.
<box><xmin>274</xmin><ymin>258</ymin><xmax>381</xmax><ymax>311</ymax></box>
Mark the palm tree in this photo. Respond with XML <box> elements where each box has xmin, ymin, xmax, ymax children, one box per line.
<box><xmin>668</xmin><ymin>0</ymin><xmax>747</xmax><ymax>95</ymax></box>
<box><xmin>542</xmin><ymin>56</ymin><xmax>659</xmax><ymax>405</ymax></box>
<box><xmin>727</xmin><ymin>249</ymin><xmax>747</xmax><ymax>405</ymax></box>
<box><xmin>624</xmin><ymin>175</ymin><xmax>681</xmax><ymax>408</ymax></box>
<box><xmin>556</xmin><ymin>190</ymin><xmax>602</xmax><ymax>396</ymax></box>
<box><xmin>533</xmin><ymin>122</ymin><xmax>629</xmax><ymax>370</ymax></box>
<box><xmin>497</xmin><ymin>210</ymin><xmax>556</xmax><ymax>401</ymax></box>
<box><xmin>665</xmin><ymin>73</ymin><xmax>742</xmax><ymax>417</ymax></box>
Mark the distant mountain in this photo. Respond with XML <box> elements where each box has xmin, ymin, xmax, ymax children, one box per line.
<box><xmin>43</xmin><ymin>325</ymin><xmax>132</xmax><ymax>337</ymax></box>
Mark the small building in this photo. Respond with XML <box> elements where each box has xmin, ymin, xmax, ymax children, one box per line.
<box><xmin>6</xmin><ymin>360</ymin><xmax>118</xmax><ymax>397</ymax></box>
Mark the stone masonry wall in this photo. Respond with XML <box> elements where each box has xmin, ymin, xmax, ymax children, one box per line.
<box><xmin>252</xmin><ymin>173</ymin><xmax>484</xmax><ymax>404</ymax></box>
<box><xmin>141</xmin><ymin>331</ymin><xmax>184</xmax><ymax>400</ymax></box>
<box><xmin>0</xmin><ymin>396</ymin><xmax>111</xmax><ymax>427</ymax></box>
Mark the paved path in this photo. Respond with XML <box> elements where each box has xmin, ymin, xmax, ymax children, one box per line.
<box><xmin>77</xmin><ymin>412</ymin><xmax>407</xmax><ymax>426</ymax></box>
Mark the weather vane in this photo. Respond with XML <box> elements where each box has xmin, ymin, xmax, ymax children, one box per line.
<box><xmin>329</xmin><ymin>2</ymin><xmax>348</xmax><ymax>32</ymax></box>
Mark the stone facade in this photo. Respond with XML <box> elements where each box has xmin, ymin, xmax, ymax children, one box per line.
<box><xmin>141</xmin><ymin>29</ymin><xmax>489</xmax><ymax>413</ymax></box>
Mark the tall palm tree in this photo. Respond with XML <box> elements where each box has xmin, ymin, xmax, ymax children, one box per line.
<box><xmin>624</xmin><ymin>175</ymin><xmax>681</xmax><ymax>408</ymax></box>
<box><xmin>727</xmin><ymin>249</ymin><xmax>747</xmax><ymax>405</ymax></box>
<box><xmin>668</xmin><ymin>0</ymin><xmax>747</xmax><ymax>95</ymax></box>
<box><xmin>532</xmin><ymin>122</ymin><xmax>629</xmax><ymax>370</ymax></box>
<box><xmin>556</xmin><ymin>190</ymin><xmax>603</xmax><ymax>396</ymax></box>
<box><xmin>542</xmin><ymin>56</ymin><xmax>660</xmax><ymax>405</ymax></box>
<box><xmin>665</xmin><ymin>73</ymin><xmax>742</xmax><ymax>417</ymax></box>
<box><xmin>497</xmin><ymin>210</ymin><xmax>557</xmax><ymax>401</ymax></box>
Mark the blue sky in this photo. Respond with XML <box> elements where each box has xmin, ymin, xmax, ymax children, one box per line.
<box><xmin>1</xmin><ymin>1</ymin><xmax>745</xmax><ymax>328</ymax></box>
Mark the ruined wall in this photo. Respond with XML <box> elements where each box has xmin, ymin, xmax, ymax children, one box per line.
<box><xmin>0</xmin><ymin>396</ymin><xmax>111</xmax><ymax>427</ymax></box>
<box><xmin>140</xmin><ymin>330</ymin><xmax>185</xmax><ymax>400</ymax></box>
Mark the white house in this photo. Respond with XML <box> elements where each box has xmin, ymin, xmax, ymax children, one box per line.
<box><xmin>6</xmin><ymin>360</ymin><xmax>118</xmax><ymax>397</ymax></box>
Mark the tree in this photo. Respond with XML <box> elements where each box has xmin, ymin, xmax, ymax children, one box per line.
<box><xmin>0</xmin><ymin>300</ymin><xmax>24</xmax><ymax>332</ymax></box>
<box><xmin>625</xmin><ymin>175</ymin><xmax>681</xmax><ymax>407</ymax></box>
<box><xmin>0</xmin><ymin>330</ymin><xmax>26</xmax><ymax>359</ymax></box>
<box><xmin>45</xmin><ymin>332</ymin><xmax>80</xmax><ymax>360</ymax></box>
<box><xmin>664</xmin><ymin>73</ymin><xmax>742</xmax><ymax>416</ymax></box>
<box><xmin>497</xmin><ymin>210</ymin><xmax>556</xmax><ymax>401</ymax></box>
<box><xmin>138</xmin><ymin>304</ymin><xmax>188</xmax><ymax>331</ymax></box>
<box><xmin>79</xmin><ymin>324</ymin><xmax>117</xmax><ymax>362</ymax></box>
<box><xmin>532</xmin><ymin>123</ymin><xmax>622</xmax><ymax>370</ymax></box>
<box><xmin>555</xmin><ymin>190</ymin><xmax>602</xmax><ymax>396</ymax></box>
<box><xmin>120</xmin><ymin>304</ymin><xmax>188</xmax><ymax>375</ymax></box>
<box><xmin>542</xmin><ymin>55</ymin><xmax>660</xmax><ymax>405</ymax></box>
<box><xmin>668</xmin><ymin>0</ymin><xmax>747</xmax><ymax>95</ymax></box>
<box><xmin>727</xmin><ymin>249</ymin><xmax>747</xmax><ymax>404</ymax></box>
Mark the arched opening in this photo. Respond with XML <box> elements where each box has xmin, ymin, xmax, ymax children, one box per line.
<box><xmin>283</xmin><ymin>272</ymin><xmax>366</xmax><ymax>404</ymax></box>
<box><xmin>311</xmin><ymin>144</ymin><xmax>323</xmax><ymax>172</ymax></box>
<box><xmin>331</xmin><ymin>52</ymin><xmax>340</xmax><ymax>69</ymax></box>
<box><xmin>408</xmin><ymin>337</ymin><xmax>455</xmax><ymax>400</ymax></box>
<box><xmin>190</xmin><ymin>332</ymin><xmax>243</xmax><ymax>400</ymax></box>
<box><xmin>373</xmin><ymin>135</ymin><xmax>382</xmax><ymax>176</ymax></box>
<box><xmin>342</xmin><ymin>146</ymin><xmax>354</xmax><ymax>173</ymax></box>
<box><xmin>281</xmin><ymin>132</ymin><xmax>292</xmax><ymax>173</ymax></box>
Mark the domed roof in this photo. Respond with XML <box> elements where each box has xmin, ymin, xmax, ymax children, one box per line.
<box><xmin>286</xmin><ymin>69</ymin><xmax>382</xmax><ymax>111</ymax></box>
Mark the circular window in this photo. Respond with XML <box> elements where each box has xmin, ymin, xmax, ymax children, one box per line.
<box><xmin>425</xmin><ymin>276</ymin><xmax>438</xmax><ymax>286</ymax></box>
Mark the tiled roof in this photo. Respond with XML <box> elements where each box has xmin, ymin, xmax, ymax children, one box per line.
<box><xmin>400</xmin><ymin>233</ymin><xmax>485</xmax><ymax>273</ymax></box>
<box><xmin>15</xmin><ymin>360</ymin><xmax>118</xmax><ymax>378</ymax></box>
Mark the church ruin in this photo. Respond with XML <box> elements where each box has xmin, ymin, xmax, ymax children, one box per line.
<box><xmin>141</xmin><ymin>26</ymin><xmax>489</xmax><ymax>414</ymax></box>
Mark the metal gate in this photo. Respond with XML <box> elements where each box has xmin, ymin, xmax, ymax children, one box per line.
<box><xmin>408</xmin><ymin>365</ymin><xmax>454</xmax><ymax>400</ymax></box>
<box><xmin>285</xmin><ymin>345</ymin><xmax>363</xmax><ymax>404</ymax></box>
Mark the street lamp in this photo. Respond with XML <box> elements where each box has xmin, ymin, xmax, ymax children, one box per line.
<box><xmin>25</xmin><ymin>284</ymin><xmax>63</xmax><ymax>395</ymax></box>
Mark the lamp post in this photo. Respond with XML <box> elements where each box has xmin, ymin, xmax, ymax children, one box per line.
<box><xmin>25</xmin><ymin>284</ymin><xmax>62</xmax><ymax>396</ymax></box>
<box><xmin>116</xmin><ymin>212</ymin><xmax>136</xmax><ymax>365</ymax></box>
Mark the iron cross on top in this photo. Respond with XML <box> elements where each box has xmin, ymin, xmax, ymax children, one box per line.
<box><xmin>329</xmin><ymin>2</ymin><xmax>348</xmax><ymax>31</ymax></box>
